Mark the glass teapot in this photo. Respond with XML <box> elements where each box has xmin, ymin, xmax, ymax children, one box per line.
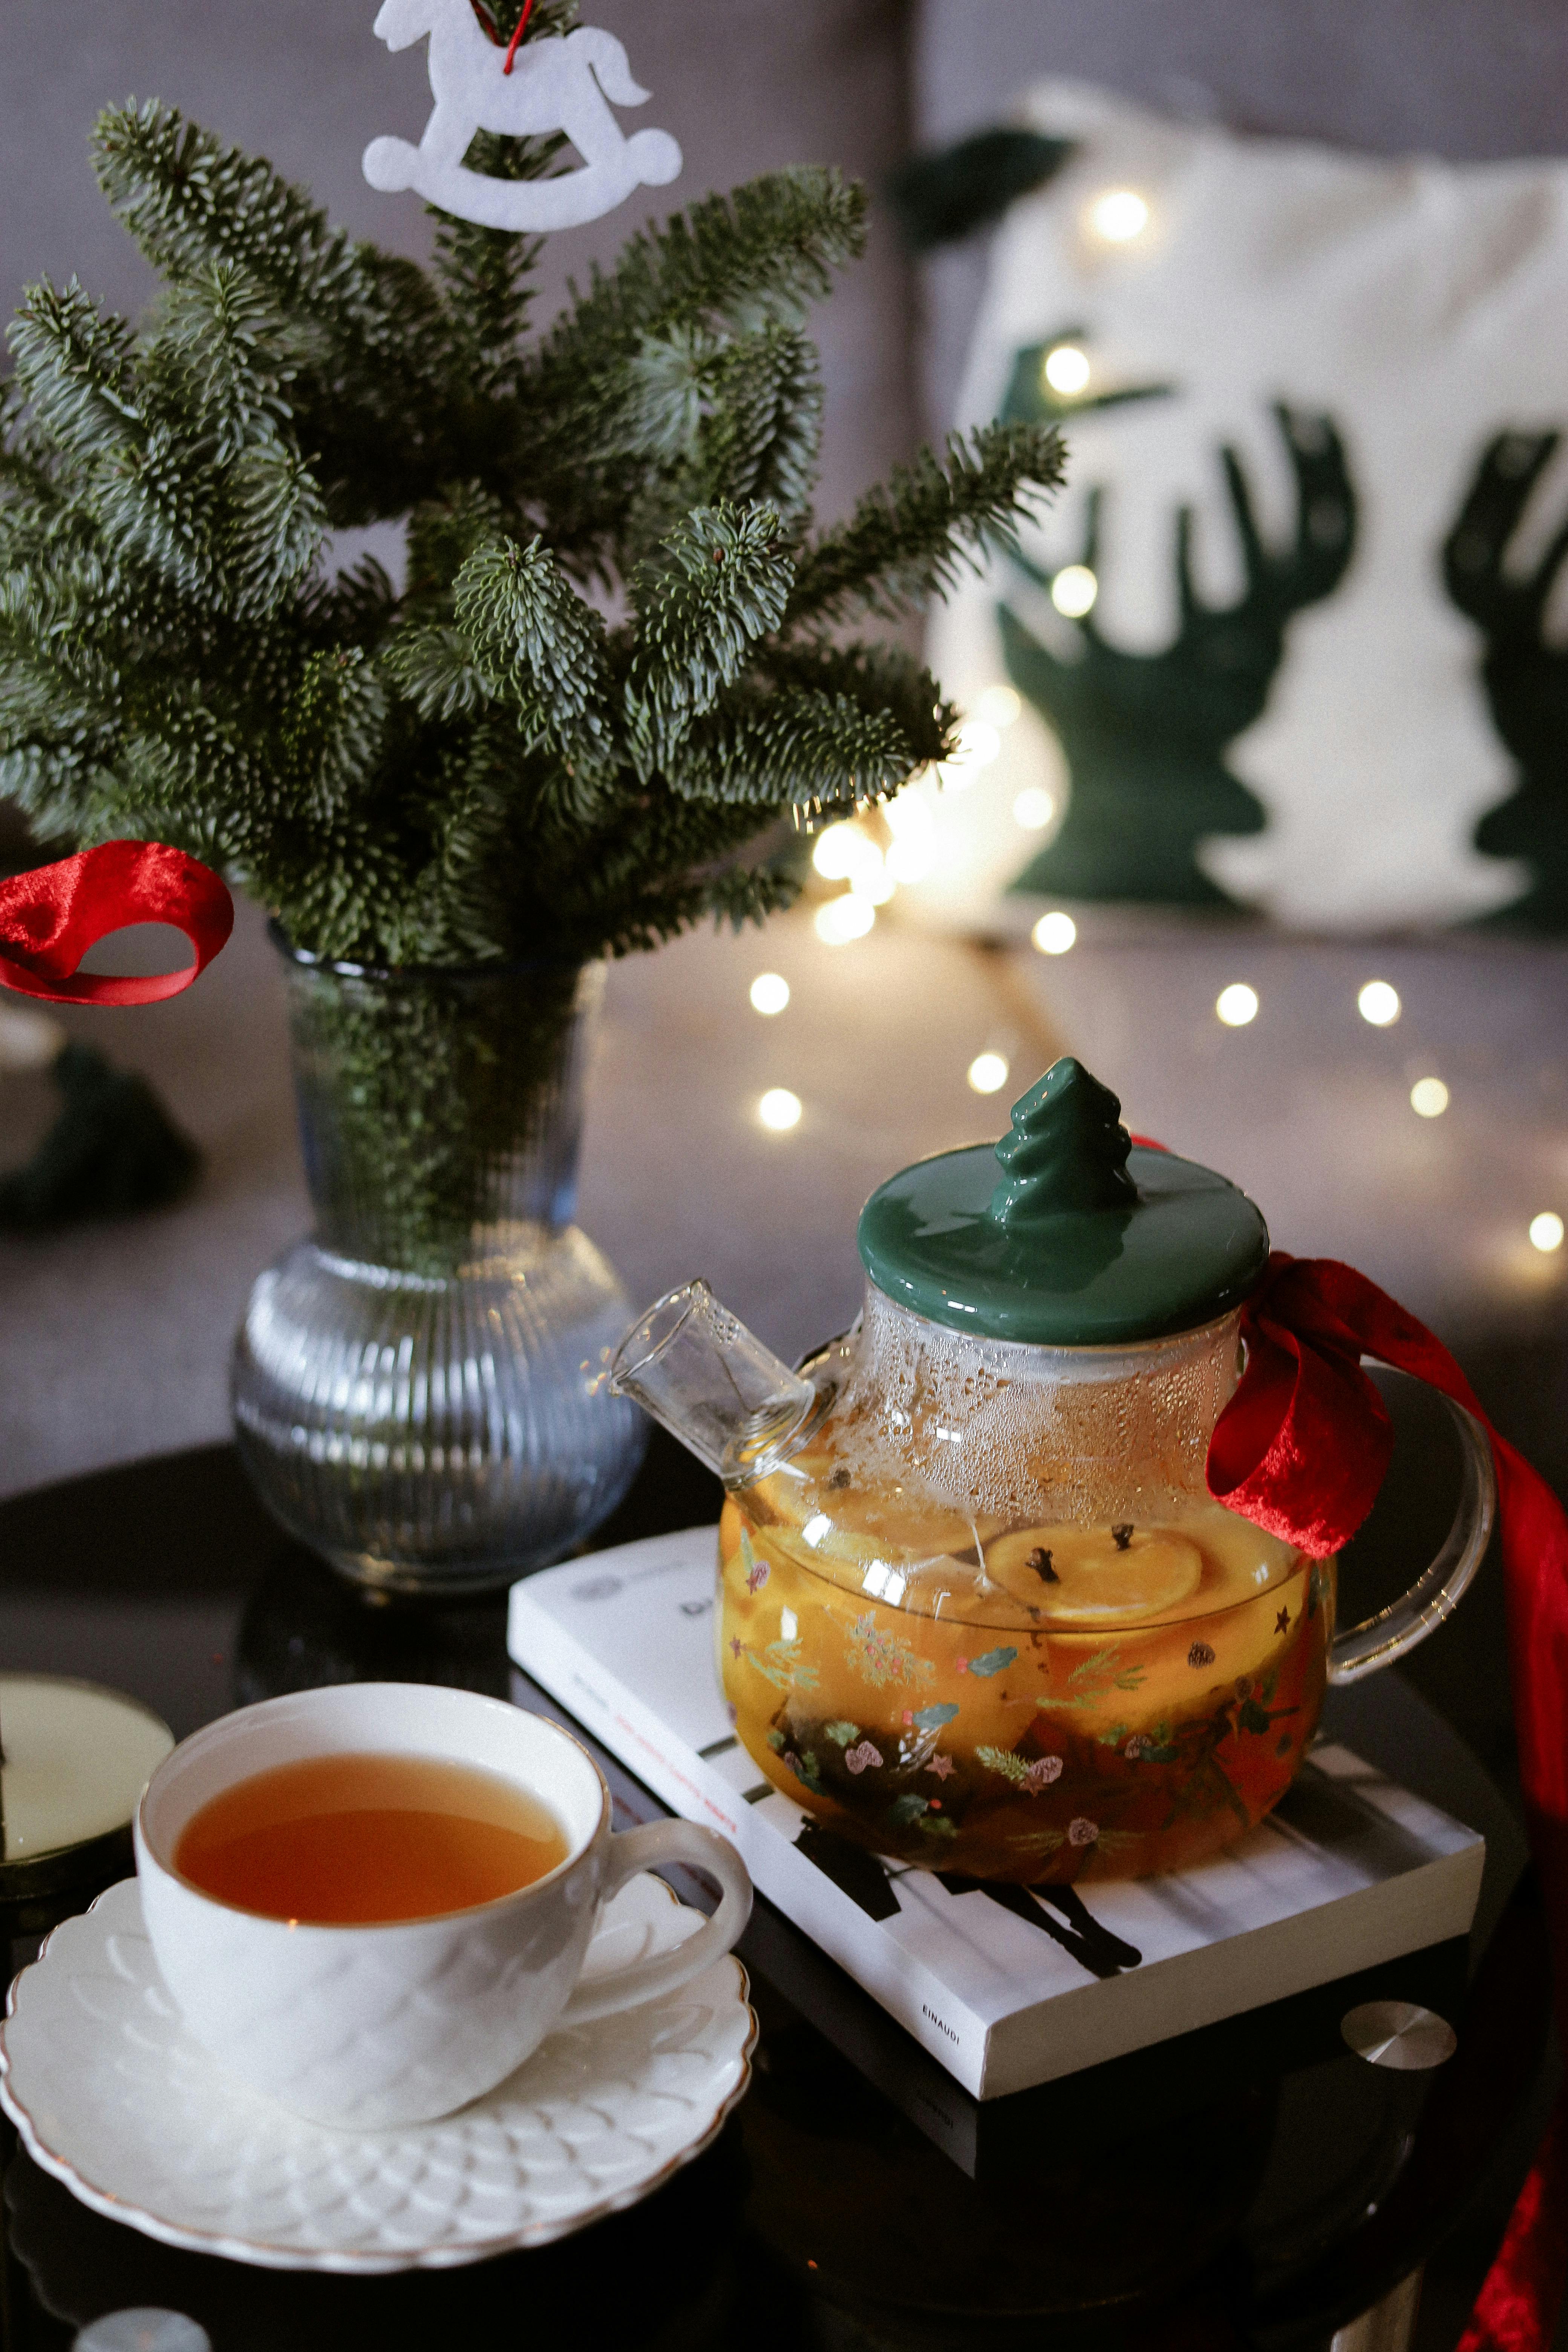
<box><xmin>610</xmin><ymin>1061</ymin><xmax>1494</xmax><ymax>1884</ymax></box>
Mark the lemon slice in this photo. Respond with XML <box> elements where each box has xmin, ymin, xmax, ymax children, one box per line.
<box><xmin>748</xmin><ymin>1454</ymin><xmax>991</xmax><ymax>1560</ymax></box>
<box><xmin>985</xmin><ymin>1524</ymin><xmax>1203</xmax><ymax>1625</ymax></box>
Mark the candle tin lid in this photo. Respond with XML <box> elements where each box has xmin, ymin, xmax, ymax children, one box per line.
<box><xmin>0</xmin><ymin>1674</ymin><xmax>174</xmax><ymax>1904</ymax></box>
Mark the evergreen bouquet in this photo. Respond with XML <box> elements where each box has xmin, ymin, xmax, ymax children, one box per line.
<box><xmin>0</xmin><ymin>7</ymin><xmax>1062</xmax><ymax>1584</ymax></box>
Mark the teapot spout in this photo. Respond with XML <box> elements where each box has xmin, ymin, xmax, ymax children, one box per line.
<box><xmin>609</xmin><ymin>1281</ymin><xmax>817</xmax><ymax>1484</ymax></box>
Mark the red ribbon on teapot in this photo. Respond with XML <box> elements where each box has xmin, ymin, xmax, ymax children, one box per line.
<box><xmin>1210</xmin><ymin>1253</ymin><xmax>1568</xmax><ymax>2352</ymax></box>
<box><xmin>0</xmin><ymin>839</ymin><xmax>233</xmax><ymax>1005</ymax></box>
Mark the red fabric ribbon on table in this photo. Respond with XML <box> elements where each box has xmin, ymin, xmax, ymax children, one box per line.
<box><xmin>1210</xmin><ymin>1253</ymin><xmax>1568</xmax><ymax>2352</ymax></box>
<box><xmin>0</xmin><ymin>840</ymin><xmax>233</xmax><ymax>1006</ymax></box>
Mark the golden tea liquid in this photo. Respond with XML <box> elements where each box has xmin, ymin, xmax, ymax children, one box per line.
<box><xmin>175</xmin><ymin>1753</ymin><xmax>570</xmax><ymax>1922</ymax></box>
<box><xmin>719</xmin><ymin>1447</ymin><xmax>1332</xmax><ymax>1884</ymax></box>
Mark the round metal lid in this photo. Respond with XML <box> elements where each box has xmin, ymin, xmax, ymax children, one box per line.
<box><xmin>856</xmin><ymin>1058</ymin><xmax>1269</xmax><ymax>1346</ymax></box>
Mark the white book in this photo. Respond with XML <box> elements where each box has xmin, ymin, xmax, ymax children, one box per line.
<box><xmin>507</xmin><ymin>1527</ymin><xmax>1485</xmax><ymax>2101</ymax></box>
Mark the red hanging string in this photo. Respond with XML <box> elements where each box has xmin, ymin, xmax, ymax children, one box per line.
<box><xmin>502</xmin><ymin>0</ymin><xmax>536</xmax><ymax>74</ymax></box>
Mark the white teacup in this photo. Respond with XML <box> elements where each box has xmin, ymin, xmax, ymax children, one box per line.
<box><xmin>134</xmin><ymin>1682</ymin><xmax>752</xmax><ymax>2131</ymax></box>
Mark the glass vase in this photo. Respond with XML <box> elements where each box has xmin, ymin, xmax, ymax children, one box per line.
<box><xmin>231</xmin><ymin>936</ymin><xmax>645</xmax><ymax>1596</ymax></box>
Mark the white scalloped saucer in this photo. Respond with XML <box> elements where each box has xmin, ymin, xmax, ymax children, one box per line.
<box><xmin>0</xmin><ymin>1874</ymin><xmax>755</xmax><ymax>2273</ymax></box>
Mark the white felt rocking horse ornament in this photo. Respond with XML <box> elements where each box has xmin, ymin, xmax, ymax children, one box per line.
<box><xmin>363</xmin><ymin>0</ymin><xmax>681</xmax><ymax>230</ymax></box>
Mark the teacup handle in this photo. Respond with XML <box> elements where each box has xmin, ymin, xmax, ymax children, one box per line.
<box><xmin>1327</xmin><ymin>1371</ymin><xmax>1497</xmax><ymax>1686</ymax></box>
<box><xmin>561</xmin><ymin>1819</ymin><xmax>753</xmax><ymax>2023</ymax></box>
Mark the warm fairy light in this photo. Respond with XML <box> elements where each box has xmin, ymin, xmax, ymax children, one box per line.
<box><xmin>1032</xmin><ymin>911</ymin><xmax>1076</xmax><ymax>956</ymax></box>
<box><xmin>887</xmin><ymin>838</ymin><xmax>933</xmax><ymax>884</ymax></box>
<box><xmin>813</xmin><ymin>818</ymin><xmax>888</xmax><ymax>897</ymax></box>
<box><xmin>0</xmin><ymin>1004</ymin><xmax>65</xmax><ymax>1072</ymax></box>
<box><xmin>1216</xmin><ymin>984</ymin><xmax>1259</xmax><ymax>1028</ymax></box>
<box><xmin>885</xmin><ymin>792</ymin><xmax>933</xmax><ymax>842</ymax></box>
<box><xmin>810</xmin><ymin>823</ymin><xmax>853</xmax><ymax>879</ymax></box>
<box><xmin>811</xmin><ymin>822</ymin><xmax>866</xmax><ymax>881</ymax></box>
<box><xmin>958</xmin><ymin>719</ymin><xmax>1001</xmax><ymax>766</ymax></box>
<box><xmin>1410</xmin><ymin>1076</ymin><xmax>1449</xmax><ymax>1118</ymax></box>
<box><xmin>1043</xmin><ymin>343</ymin><xmax>1091</xmax><ymax>395</ymax></box>
<box><xmin>967</xmin><ymin>1051</ymin><xmax>1010</xmax><ymax>1095</ymax></box>
<box><xmin>1012</xmin><ymin>787</ymin><xmax>1055</xmax><ymax>831</ymax></box>
<box><xmin>758</xmin><ymin>1088</ymin><xmax>802</xmax><ymax>1132</ymax></box>
<box><xmin>884</xmin><ymin>790</ymin><xmax>935</xmax><ymax>884</ymax></box>
<box><xmin>850</xmin><ymin>860</ymin><xmax>895</xmax><ymax>905</ymax></box>
<box><xmin>939</xmin><ymin>718</ymin><xmax>1002</xmax><ymax>789</ymax></box>
<box><xmin>973</xmin><ymin>684</ymin><xmax>1021</xmax><ymax>729</ymax></box>
<box><xmin>1050</xmin><ymin>565</ymin><xmax>1098</xmax><ymax>619</ymax></box>
<box><xmin>749</xmin><ymin>972</ymin><xmax>790</xmax><ymax>1016</ymax></box>
<box><xmin>815</xmin><ymin>894</ymin><xmax>876</xmax><ymax>945</ymax></box>
<box><xmin>1529</xmin><ymin>1211</ymin><xmax>1564</xmax><ymax>1254</ymax></box>
<box><xmin>1090</xmin><ymin>188</ymin><xmax>1150</xmax><ymax>242</ymax></box>
<box><xmin>1358</xmin><ymin>980</ymin><xmax>1401</xmax><ymax>1027</ymax></box>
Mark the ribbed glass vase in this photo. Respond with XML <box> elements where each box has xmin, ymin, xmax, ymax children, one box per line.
<box><xmin>231</xmin><ymin>936</ymin><xmax>645</xmax><ymax>1596</ymax></box>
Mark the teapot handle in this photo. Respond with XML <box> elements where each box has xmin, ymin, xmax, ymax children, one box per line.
<box><xmin>1326</xmin><ymin>1368</ymin><xmax>1496</xmax><ymax>1685</ymax></box>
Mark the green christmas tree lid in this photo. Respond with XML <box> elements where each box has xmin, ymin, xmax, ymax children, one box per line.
<box><xmin>856</xmin><ymin>1058</ymin><xmax>1269</xmax><ymax>1346</ymax></box>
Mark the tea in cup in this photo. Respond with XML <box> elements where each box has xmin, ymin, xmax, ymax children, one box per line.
<box><xmin>135</xmin><ymin>1682</ymin><xmax>752</xmax><ymax>2130</ymax></box>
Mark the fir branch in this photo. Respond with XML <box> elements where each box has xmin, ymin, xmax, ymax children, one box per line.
<box><xmin>620</xmin><ymin>320</ymin><xmax>822</xmax><ymax>549</ymax></box>
<box><xmin>531</xmin><ymin>168</ymin><xmax>866</xmax><ymax>393</ymax></box>
<box><xmin>697</xmin><ymin>324</ymin><xmax>822</xmax><ymax>519</ymax></box>
<box><xmin>8</xmin><ymin>279</ymin><xmax>141</xmax><ymax>461</ymax></box>
<box><xmin>516</xmin><ymin>170</ymin><xmax>862</xmax><ymax>557</ymax></box>
<box><xmin>280</xmin><ymin>647</ymin><xmax>389</xmax><ymax>819</ymax></box>
<box><xmin>381</xmin><ymin>622</ymin><xmax>488</xmax><ymax>724</ymax></box>
<box><xmin>623</xmin><ymin>501</ymin><xmax>792</xmax><ymax>770</ymax></box>
<box><xmin>94</xmin><ymin>421</ymin><xmax>216</xmax><ymax>601</ymax></box>
<box><xmin>90</xmin><ymin>104</ymin><xmax>462</xmax><ymax>522</ymax></box>
<box><xmin>111</xmin><ymin>690</ymin><xmax>266</xmax><ymax>851</ymax></box>
<box><xmin>450</xmin><ymin>535</ymin><xmax>612</xmax><ymax>779</ymax></box>
<box><xmin>787</xmin><ymin>419</ymin><xmax>1065</xmax><ymax>623</ymax></box>
<box><xmin>143</xmin><ymin>264</ymin><xmax>292</xmax><ymax>464</ymax></box>
<box><xmin>597</xmin><ymin>857</ymin><xmax>801</xmax><ymax>957</ymax></box>
<box><xmin>406</xmin><ymin>482</ymin><xmax>513</xmax><ymax>601</ymax></box>
<box><xmin>428</xmin><ymin>118</ymin><xmax>574</xmax><ymax>393</ymax></box>
<box><xmin>0</xmin><ymin>555</ymin><xmax>125</xmax><ymax>741</ymax></box>
<box><xmin>676</xmin><ymin>686</ymin><xmax>911</xmax><ymax>808</ymax></box>
<box><xmin>91</xmin><ymin>101</ymin><xmax>406</xmax><ymax>354</ymax></box>
<box><xmin>227</xmin><ymin>435</ymin><xmax>328</xmax><ymax>616</ymax></box>
<box><xmin>761</xmin><ymin>638</ymin><xmax>956</xmax><ymax>770</ymax></box>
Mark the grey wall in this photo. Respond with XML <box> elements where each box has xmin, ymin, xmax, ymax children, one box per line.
<box><xmin>916</xmin><ymin>0</ymin><xmax>1568</xmax><ymax>159</ymax></box>
<box><xmin>0</xmin><ymin>0</ymin><xmax>918</xmax><ymax>526</ymax></box>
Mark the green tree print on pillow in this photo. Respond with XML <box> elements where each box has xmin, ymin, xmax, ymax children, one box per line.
<box><xmin>1001</xmin><ymin>403</ymin><xmax>1356</xmax><ymax>907</ymax></box>
<box><xmin>1445</xmin><ymin>430</ymin><xmax>1568</xmax><ymax>934</ymax></box>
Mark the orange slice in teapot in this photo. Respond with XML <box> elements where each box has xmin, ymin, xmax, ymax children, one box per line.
<box><xmin>747</xmin><ymin>1450</ymin><xmax>995</xmax><ymax>1562</ymax></box>
<box><xmin>985</xmin><ymin>1524</ymin><xmax>1202</xmax><ymax>1625</ymax></box>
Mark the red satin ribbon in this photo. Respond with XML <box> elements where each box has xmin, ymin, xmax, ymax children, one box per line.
<box><xmin>1210</xmin><ymin>1253</ymin><xmax>1568</xmax><ymax>2351</ymax></box>
<box><xmin>0</xmin><ymin>840</ymin><xmax>233</xmax><ymax>1006</ymax></box>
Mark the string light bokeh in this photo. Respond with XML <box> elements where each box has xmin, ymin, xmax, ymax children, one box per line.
<box><xmin>1089</xmin><ymin>187</ymin><xmax>1150</xmax><ymax>242</ymax></box>
<box><xmin>1358</xmin><ymin>980</ymin><xmax>1401</xmax><ymax>1027</ymax></box>
<box><xmin>1216</xmin><ymin>984</ymin><xmax>1259</xmax><ymax>1028</ymax></box>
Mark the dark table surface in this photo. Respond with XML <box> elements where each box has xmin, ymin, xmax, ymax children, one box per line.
<box><xmin>0</xmin><ymin>1432</ymin><xmax>1554</xmax><ymax>2352</ymax></box>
